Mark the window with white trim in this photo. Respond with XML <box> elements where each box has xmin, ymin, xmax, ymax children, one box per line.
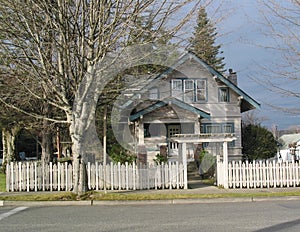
<box><xmin>171</xmin><ymin>79</ymin><xmax>182</xmax><ymax>99</ymax></box>
<box><xmin>171</xmin><ymin>79</ymin><xmax>207</xmax><ymax>102</ymax></box>
<box><xmin>184</xmin><ymin>79</ymin><xmax>194</xmax><ymax>103</ymax></box>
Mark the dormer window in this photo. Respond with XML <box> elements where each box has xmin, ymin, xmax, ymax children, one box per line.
<box><xmin>171</xmin><ymin>79</ymin><xmax>207</xmax><ymax>102</ymax></box>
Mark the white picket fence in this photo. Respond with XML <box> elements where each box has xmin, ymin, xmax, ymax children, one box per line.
<box><xmin>6</xmin><ymin>161</ymin><xmax>185</xmax><ymax>192</ymax></box>
<box><xmin>217</xmin><ymin>160</ymin><xmax>300</xmax><ymax>188</ymax></box>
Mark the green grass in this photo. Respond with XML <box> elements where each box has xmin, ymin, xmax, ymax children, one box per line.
<box><xmin>0</xmin><ymin>173</ymin><xmax>6</xmax><ymax>192</ymax></box>
<box><xmin>1</xmin><ymin>190</ymin><xmax>300</xmax><ymax>202</ymax></box>
<box><xmin>88</xmin><ymin>191</ymin><xmax>300</xmax><ymax>201</ymax></box>
<box><xmin>0</xmin><ymin>192</ymin><xmax>77</xmax><ymax>201</ymax></box>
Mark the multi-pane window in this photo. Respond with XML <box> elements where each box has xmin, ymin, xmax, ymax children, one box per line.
<box><xmin>196</xmin><ymin>80</ymin><xmax>207</xmax><ymax>101</ymax></box>
<box><xmin>184</xmin><ymin>80</ymin><xmax>194</xmax><ymax>102</ymax></box>
<box><xmin>219</xmin><ymin>87</ymin><xmax>229</xmax><ymax>102</ymax></box>
<box><xmin>205</xmin><ymin>124</ymin><xmax>222</xmax><ymax>134</ymax></box>
<box><xmin>171</xmin><ymin>79</ymin><xmax>207</xmax><ymax>102</ymax></box>
<box><xmin>149</xmin><ymin>87</ymin><xmax>159</xmax><ymax>100</ymax></box>
<box><xmin>171</xmin><ymin>79</ymin><xmax>182</xmax><ymax>99</ymax></box>
<box><xmin>201</xmin><ymin>123</ymin><xmax>235</xmax><ymax>147</ymax></box>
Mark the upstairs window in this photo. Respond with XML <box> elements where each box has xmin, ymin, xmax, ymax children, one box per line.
<box><xmin>184</xmin><ymin>80</ymin><xmax>194</xmax><ymax>103</ymax></box>
<box><xmin>171</xmin><ymin>79</ymin><xmax>207</xmax><ymax>102</ymax></box>
<box><xmin>196</xmin><ymin>80</ymin><xmax>207</xmax><ymax>101</ymax></box>
<box><xmin>219</xmin><ymin>87</ymin><xmax>229</xmax><ymax>102</ymax></box>
<box><xmin>149</xmin><ymin>87</ymin><xmax>159</xmax><ymax>100</ymax></box>
<box><xmin>171</xmin><ymin>79</ymin><xmax>182</xmax><ymax>99</ymax></box>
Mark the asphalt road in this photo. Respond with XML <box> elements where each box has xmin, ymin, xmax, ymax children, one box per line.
<box><xmin>1</xmin><ymin>200</ymin><xmax>300</xmax><ymax>232</ymax></box>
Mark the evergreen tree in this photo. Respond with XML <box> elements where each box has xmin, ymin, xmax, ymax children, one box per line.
<box><xmin>242</xmin><ymin>124</ymin><xmax>278</xmax><ymax>161</ymax></box>
<box><xmin>189</xmin><ymin>7</ymin><xmax>225</xmax><ymax>72</ymax></box>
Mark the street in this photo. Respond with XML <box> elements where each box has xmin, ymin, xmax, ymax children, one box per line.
<box><xmin>1</xmin><ymin>200</ymin><xmax>300</xmax><ymax>232</ymax></box>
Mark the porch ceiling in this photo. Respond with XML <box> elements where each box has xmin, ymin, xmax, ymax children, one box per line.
<box><xmin>129</xmin><ymin>98</ymin><xmax>210</xmax><ymax>121</ymax></box>
<box><xmin>170</xmin><ymin>133</ymin><xmax>237</xmax><ymax>143</ymax></box>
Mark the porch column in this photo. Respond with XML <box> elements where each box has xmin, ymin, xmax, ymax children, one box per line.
<box><xmin>194</xmin><ymin>117</ymin><xmax>200</xmax><ymax>134</ymax></box>
<box><xmin>223</xmin><ymin>141</ymin><xmax>229</xmax><ymax>189</ymax></box>
<box><xmin>179</xmin><ymin>142</ymin><xmax>188</xmax><ymax>189</ymax></box>
<box><xmin>138</xmin><ymin>116</ymin><xmax>144</xmax><ymax>145</ymax></box>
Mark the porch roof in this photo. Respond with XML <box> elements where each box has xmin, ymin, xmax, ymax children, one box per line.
<box><xmin>170</xmin><ymin>133</ymin><xmax>237</xmax><ymax>143</ymax></box>
<box><xmin>129</xmin><ymin>98</ymin><xmax>211</xmax><ymax>121</ymax></box>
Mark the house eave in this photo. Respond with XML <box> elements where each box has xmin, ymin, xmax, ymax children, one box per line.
<box><xmin>129</xmin><ymin>98</ymin><xmax>211</xmax><ymax>122</ymax></box>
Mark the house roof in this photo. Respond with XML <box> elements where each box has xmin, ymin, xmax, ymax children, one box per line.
<box><xmin>153</xmin><ymin>51</ymin><xmax>261</xmax><ymax>112</ymax></box>
<box><xmin>129</xmin><ymin>98</ymin><xmax>211</xmax><ymax>121</ymax></box>
<box><xmin>278</xmin><ymin>133</ymin><xmax>300</xmax><ymax>149</ymax></box>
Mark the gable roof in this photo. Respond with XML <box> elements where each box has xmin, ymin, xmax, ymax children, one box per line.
<box><xmin>129</xmin><ymin>98</ymin><xmax>210</xmax><ymax>121</ymax></box>
<box><xmin>278</xmin><ymin>133</ymin><xmax>300</xmax><ymax>149</ymax></box>
<box><xmin>153</xmin><ymin>51</ymin><xmax>261</xmax><ymax>112</ymax></box>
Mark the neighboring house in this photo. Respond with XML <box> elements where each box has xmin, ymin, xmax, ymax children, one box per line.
<box><xmin>116</xmin><ymin>51</ymin><xmax>260</xmax><ymax>164</ymax></box>
<box><xmin>277</xmin><ymin>133</ymin><xmax>300</xmax><ymax>162</ymax></box>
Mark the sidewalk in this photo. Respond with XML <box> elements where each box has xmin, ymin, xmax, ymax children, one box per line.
<box><xmin>120</xmin><ymin>179</ymin><xmax>300</xmax><ymax>195</ymax></box>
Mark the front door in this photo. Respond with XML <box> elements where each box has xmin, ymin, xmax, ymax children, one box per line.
<box><xmin>168</xmin><ymin>124</ymin><xmax>180</xmax><ymax>157</ymax></box>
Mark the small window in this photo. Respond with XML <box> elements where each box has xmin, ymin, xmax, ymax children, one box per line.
<box><xmin>149</xmin><ymin>87</ymin><xmax>159</xmax><ymax>100</ymax></box>
<box><xmin>219</xmin><ymin>87</ymin><xmax>229</xmax><ymax>102</ymax></box>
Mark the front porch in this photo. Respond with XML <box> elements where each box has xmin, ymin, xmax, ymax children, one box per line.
<box><xmin>170</xmin><ymin>133</ymin><xmax>237</xmax><ymax>189</ymax></box>
<box><xmin>138</xmin><ymin>122</ymin><xmax>202</xmax><ymax>164</ymax></box>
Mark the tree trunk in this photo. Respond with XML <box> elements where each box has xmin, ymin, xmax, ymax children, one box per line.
<box><xmin>68</xmin><ymin>110</ymin><xmax>86</xmax><ymax>194</ymax></box>
<box><xmin>2</xmin><ymin>125</ymin><xmax>20</xmax><ymax>165</ymax></box>
<box><xmin>41</xmin><ymin>125</ymin><xmax>53</xmax><ymax>164</ymax></box>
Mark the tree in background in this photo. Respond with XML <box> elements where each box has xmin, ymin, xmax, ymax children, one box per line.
<box><xmin>255</xmin><ymin>0</ymin><xmax>300</xmax><ymax>116</ymax></box>
<box><xmin>189</xmin><ymin>7</ymin><xmax>225</xmax><ymax>72</ymax></box>
<box><xmin>242</xmin><ymin>124</ymin><xmax>278</xmax><ymax>161</ymax></box>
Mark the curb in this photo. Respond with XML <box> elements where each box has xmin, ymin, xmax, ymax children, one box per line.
<box><xmin>2</xmin><ymin>196</ymin><xmax>300</xmax><ymax>207</ymax></box>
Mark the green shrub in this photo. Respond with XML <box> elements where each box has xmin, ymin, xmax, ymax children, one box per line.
<box><xmin>153</xmin><ymin>154</ymin><xmax>168</xmax><ymax>165</ymax></box>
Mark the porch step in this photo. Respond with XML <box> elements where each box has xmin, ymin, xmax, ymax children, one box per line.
<box><xmin>188</xmin><ymin>171</ymin><xmax>201</xmax><ymax>180</ymax></box>
<box><xmin>187</xmin><ymin>161</ymin><xmax>198</xmax><ymax>172</ymax></box>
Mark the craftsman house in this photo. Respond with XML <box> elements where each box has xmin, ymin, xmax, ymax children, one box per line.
<box><xmin>117</xmin><ymin>51</ymin><xmax>260</xmax><ymax>164</ymax></box>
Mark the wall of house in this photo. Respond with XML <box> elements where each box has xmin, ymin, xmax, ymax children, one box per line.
<box><xmin>168</xmin><ymin>60</ymin><xmax>243</xmax><ymax>160</ymax></box>
<box><xmin>134</xmin><ymin>59</ymin><xmax>246</xmax><ymax>161</ymax></box>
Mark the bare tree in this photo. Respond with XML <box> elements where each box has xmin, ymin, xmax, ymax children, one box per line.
<box><xmin>254</xmin><ymin>0</ymin><xmax>300</xmax><ymax>116</ymax></box>
<box><xmin>242</xmin><ymin>110</ymin><xmax>268</xmax><ymax>126</ymax></box>
<box><xmin>0</xmin><ymin>0</ymin><xmax>208</xmax><ymax>193</ymax></box>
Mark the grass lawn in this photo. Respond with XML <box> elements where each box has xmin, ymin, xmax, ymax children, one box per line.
<box><xmin>1</xmin><ymin>190</ymin><xmax>300</xmax><ymax>202</ymax></box>
<box><xmin>0</xmin><ymin>172</ymin><xmax>6</xmax><ymax>192</ymax></box>
<box><xmin>1</xmin><ymin>173</ymin><xmax>300</xmax><ymax>202</ymax></box>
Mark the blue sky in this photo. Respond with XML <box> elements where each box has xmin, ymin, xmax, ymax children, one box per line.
<box><xmin>207</xmin><ymin>0</ymin><xmax>300</xmax><ymax>130</ymax></box>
